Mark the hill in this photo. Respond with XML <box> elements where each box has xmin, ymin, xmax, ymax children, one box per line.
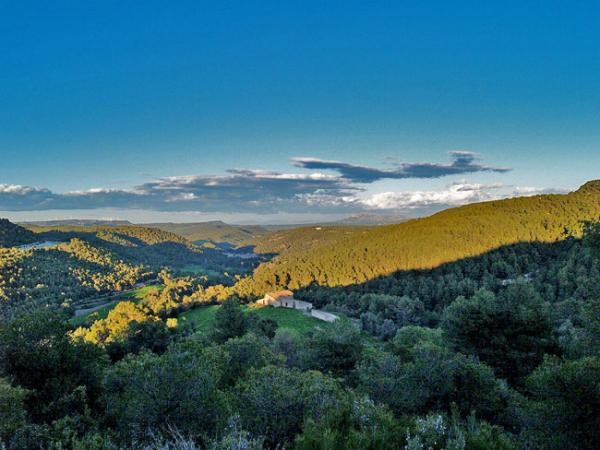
<box><xmin>145</xmin><ymin>221</ymin><xmax>269</xmax><ymax>246</ymax></box>
<box><xmin>252</xmin><ymin>225</ymin><xmax>372</xmax><ymax>255</ymax></box>
<box><xmin>334</xmin><ymin>213</ymin><xmax>408</xmax><ymax>225</ymax></box>
<box><xmin>0</xmin><ymin>218</ymin><xmax>37</xmax><ymax>247</ymax></box>
<box><xmin>233</xmin><ymin>181</ymin><xmax>600</xmax><ymax>295</ymax></box>
<box><xmin>1</xmin><ymin>222</ymin><xmax>262</xmax><ymax>319</ymax></box>
<box><xmin>20</xmin><ymin>219</ymin><xmax>133</xmax><ymax>227</ymax></box>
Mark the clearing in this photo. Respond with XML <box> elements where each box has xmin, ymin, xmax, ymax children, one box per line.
<box><xmin>179</xmin><ymin>304</ymin><xmax>333</xmax><ymax>334</ymax></box>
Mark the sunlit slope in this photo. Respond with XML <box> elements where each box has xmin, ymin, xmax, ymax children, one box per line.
<box><xmin>252</xmin><ymin>225</ymin><xmax>372</xmax><ymax>255</ymax></box>
<box><xmin>234</xmin><ymin>181</ymin><xmax>600</xmax><ymax>294</ymax></box>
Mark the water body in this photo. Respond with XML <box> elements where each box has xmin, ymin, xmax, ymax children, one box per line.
<box><xmin>17</xmin><ymin>241</ymin><xmax>61</xmax><ymax>250</ymax></box>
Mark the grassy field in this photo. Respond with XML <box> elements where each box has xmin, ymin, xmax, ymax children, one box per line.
<box><xmin>178</xmin><ymin>304</ymin><xmax>332</xmax><ymax>334</ymax></box>
<box><xmin>70</xmin><ymin>284</ymin><xmax>161</xmax><ymax>326</ymax></box>
<box><xmin>178</xmin><ymin>265</ymin><xmax>223</xmax><ymax>277</ymax></box>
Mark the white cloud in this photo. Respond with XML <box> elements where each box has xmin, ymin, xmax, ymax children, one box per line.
<box><xmin>0</xmin><ymin>184</ymin><xmax>44</xmax><ymax>194</ymax></box>
<box><xmin>0</xmin><ymin>153</ymin><xmax>561</xmax><ymax>216</ymax></box>
<box><xmin>361</xmin><ymin>182</ymin><xmax>504</xmax><ymax>210</ymax></box>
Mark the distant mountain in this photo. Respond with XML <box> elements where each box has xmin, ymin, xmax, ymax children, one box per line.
<box><xmin>0</xmin><ymin>218</ymin><xmax>38</xmax><ymax>247</ymax></box>
<box><xmin>334</xmin><ymin>213</ymin><xmax>408</xmax><ymax>225</ymax></box>
<box><xmin>145</xmin><ymin>221</ymin><xmax>269</xmax><ymax>246</ymax></box>
<box><xmin>233</xmin><ymin>180</ymin><xmax>600</xmax><ymax>295</ymax></box>
<box><xmin>21</xmin><ymin>219</ymin><xmax>133</xmax><ymax>227</ymax></box>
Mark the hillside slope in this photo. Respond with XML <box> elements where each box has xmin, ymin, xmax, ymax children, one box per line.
<box><xmin>145</xmin><ymin>221</ymin><xmax>269</xmax><ymax>246</ymax></box>
<box><xmin>1</xmin><ymin>222</ymin><xmax>261</xmax><ymax>319</ymax></box>
<box><xmin>0</xmin><ymin>219</ymin><xmax>37</xmax><ymax>247</ymax></box>
<box><xmin>234</xmin><ymin>181</ymin><xmax>600</xmax><ymax>295</ymax></box>
<box><xmin>252</xmin><ymin>225</ymin><xmax>372</xmax><ymax>255</ymax></box>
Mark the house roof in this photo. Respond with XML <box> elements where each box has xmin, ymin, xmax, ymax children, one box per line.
<box><xmin>266</xmin><ymin>290</ymin><xmax>294</xmax><ymax>299</ymax></box>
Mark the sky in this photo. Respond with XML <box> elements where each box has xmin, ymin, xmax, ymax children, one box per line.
<box><xmin>1</xmin><ymin>1</ymin><xmax>599</xmax><ymax>224</ymax></box>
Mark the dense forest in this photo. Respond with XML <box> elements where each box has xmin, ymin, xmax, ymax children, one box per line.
<box><xmin>0</xmin><ymin>185</ymin><xmax>599</xmax><ymax>449</ymax></box>
<box><xmin>233</xmin><ymin>181</ymin><xmax>600</xmax><ymax>295</ymax></box>
<box><xmin>145</xmin><ymin>221</ymin><xmax>269</xmax><ymax>246</ymax></box>
<box><xmin>0</xmin><ymin>223</ymin><xmax>264</xmax><ymax>320</ymax></box>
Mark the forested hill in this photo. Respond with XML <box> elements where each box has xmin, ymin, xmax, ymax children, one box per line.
<box><xmin>234</xmin><ymin>181</ymin><xmax>600</xmax><ymax>295</ymax></box>
<box><xmin>145</xmin><ymin>221</ymin><xmax>269</xmax><ymax>246</ymax></box>
<box><xmin>1</xmin><ymin>222</ymin><xmax>262</xmax><ymax>319</ymax></box>
<box><xmin>0</xmin><ymin>218</ymin><xmax>37</xmax><ymax>247</ymax></box>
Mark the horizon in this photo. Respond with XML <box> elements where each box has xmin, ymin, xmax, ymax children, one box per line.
<box><xmin>2</xmin><ymin>1</ymin><xmax>599</xmax><ymax>224</ymax></box>
<box><xmin>5</xmin><ymin>179</ymin><xmax>593</xmax><ymax>226</ymax></box>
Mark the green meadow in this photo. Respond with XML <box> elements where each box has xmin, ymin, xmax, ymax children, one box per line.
<box><xmin>179</xmin><ymin>304</ymin><xmax>332</xmax><ymax>334</ymax></box>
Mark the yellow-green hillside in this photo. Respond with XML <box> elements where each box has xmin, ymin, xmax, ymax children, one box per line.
<box><xmin>233</xmin><ymin>181</ymin><xmax>600</xmax><ymax>295</ymax></box>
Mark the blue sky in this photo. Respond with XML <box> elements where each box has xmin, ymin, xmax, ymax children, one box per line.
<box><xmin>1</xmin><ymin>1</ymin><xmax>599</xmax><ymax>223</ymax></box>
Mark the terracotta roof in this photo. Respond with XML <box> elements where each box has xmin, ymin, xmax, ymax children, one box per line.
<box><xmin>266</xmin><ymin>290</ymin><xmax>294</xmax><ymax>299</ymax></box>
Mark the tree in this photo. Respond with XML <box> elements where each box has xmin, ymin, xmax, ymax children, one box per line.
<box><xmin>213</xmin><ymin>298</ymin><xmax>246</xmax><ymax>343</ymax></box>
<box><xmin>522</xmin><ymin>356</ymin><xmax>600</xmax><ymax>450</ymax></box>
<box><xmin>222</xmin><ymin>333</ymin><xmax>281</xmax><ymax>384</ymax></box>
<box><xmin>0</xmin><ymin>378</ymin><xmax>28</xmax><ymax>444</ymax></box>
<box><xmin>442</xmin><ymin>284</ymin><xmax>555</xmax><ymax>383</ymax></box>
<box><xmin>75</xmin><ymin>301</ymin><xmax>150</xmax><ymax>345</ymax></box>
<box><xmin>294</xmin><ymin>396</ymin><xmax>402</xmax><ymax>450</ymax></box>
<box><xmin>103</xmin><ymin>342</ymin><xmax>228</xmax><ymax>442</ymax></box>
<box><xmin>235</xmin><ymin>366</ymin><xmax>307</xmax><ymax>447</ymax></box>
<box><xmin>304</xmin><ymin>318</ymin><xmax>363</xmax><ymax>378</ymax></box>
<box><xmin>390</xmin><ymin>325</ymin><xmax>444</xmax><ymax>361</ymax></box>
<box><xmin>247</xmin><ymin>313</ymin><xmax>278</xmax><ymax>339</ymax></box>
<box><xmin>0</xmin><ymin>310</ymin><xmax>107</xmax><ymax>423</ymax></box>
<box><xmin>358</xmin><ymin>344</ymin><xmax>513</xmax><ymax>423</ymax></box>
<box><xmin>235</xmin><ymin>366</ymin><xmax>347</xmax><ymax>449</ymax></box>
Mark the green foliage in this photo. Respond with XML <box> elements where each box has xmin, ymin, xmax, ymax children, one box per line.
<box><xmin>222</xmin><ymin>333</ymin><xmax>282</xmax><ymax>383</ymax></box>
<box><xmin>522</xmin><ymin>356</ymin><xmax>600</xmax><ymax>449</ymax></box>
<box><xmin>103</xmin><ymin>342</ymin><xmax>228</xmax><ymax>443</ymax></box>
<box><xmin>302</xmin><ymin>318</ymin><xmax>363</xmax><ymax>378</ymax></box>
<box><xmin>235</xmin><ymin>366</ymin><xmax>347</xmax><ymax>448</ymax></box>
<box><xmin>246</xmin><ymin>313</ymin><xmax>278</xmax><ymax>339</ymax></box>
<box><xmin>0</xmin><ymin>310</ymin><xmax>108</xmax><ymax>423</ymax></box>
<box><xmin>4</xmin><ymin>194</ymin><xmax>600</xmax><ymax>448</ymax></box>
<box><xmin>358</xmin><ymin>344</ymin><xmax>513</xmax><ymax>423</ymax></box>
<box><xmin>404</xmin><ymin>412</ymin><xmax>516</xmax><ymax>450</ymax></box>
<box><xmin>74</xmin><ymin>301</ymin><xmax>152</xmax><ymax>345</ymax></box>
<box><xmin>442</xmin><ymin>284</ymin><xmax>555</xmax><ymax>383</ymax></box>
<box><xmin>1</xmin><ymin>220</ymin><xmax>262</xmax><ymax>319</ymax></box>
<box><xmin>294</xmin><ymin>396</ymin><xmax>403</xmax><ymax>450</ymax></box>
<box><xmin>207</xmin><ymin>416</ymin><xmax>265</xmax><ymax>450</ymax></box>
<box><xmin>390</xmin><ymin>325</ymin><xmax>445</xmax><ymax>360</ymax></box>
<box><xmin>0</xmin><ymin>378</ymin><xmax>29</xmax><ymax>444</ymax></box>
<box><xmin>213</xmin><ymin>298</ymin><xmax>247</xmax><ymax>343</ymax></box>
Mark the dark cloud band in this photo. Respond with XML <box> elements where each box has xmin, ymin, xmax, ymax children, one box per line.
<box><xmin>291</xmin><ymin>151</ymin><xmax>511</xmax><ymax>183</ymax></box>
<box><xmin>0</xmin><ymin>152</ymin><xmax>512</xmax><ymax>213</ymax></box>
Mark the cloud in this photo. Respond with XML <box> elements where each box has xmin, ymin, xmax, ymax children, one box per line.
<box><xmin>361</xmin><ymin>181</ymin><xmax>505</xmax><ymax>210</ymax></box>
<box><xmin>0</xmin><ymin>170</ymin><xmax>358</xmax><ymax>213</ymax></box>
<box><xmin>0</xmin><ymin>153</ymin><xmax>526</xmax><ymax>215</ymax></box>
<box><xmin>292</xmin><ymin>151</ymin><xmax>511</xmax><ymax>183</ymax></box>
<box><xmin>512</xmin><ymin>186</ymin><xmax>567</xmax><ymax>197</ymax></box>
